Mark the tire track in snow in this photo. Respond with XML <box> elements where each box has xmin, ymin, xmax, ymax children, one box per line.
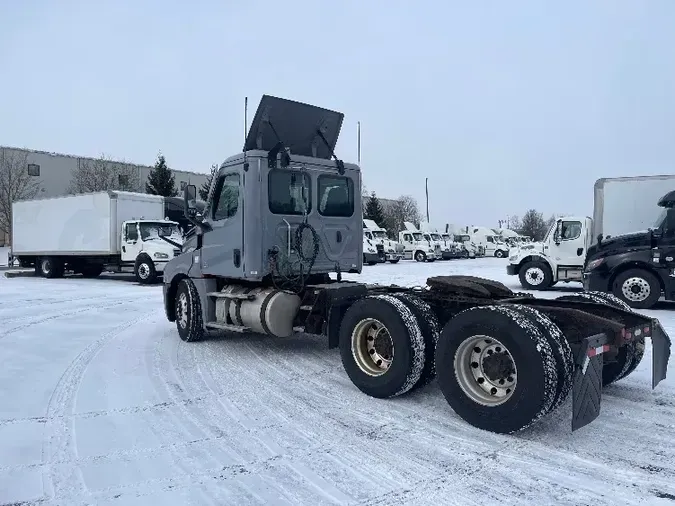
<box><xmin>0</xmin><ymin>297</ymin><xmax>138</xmax><ymax>339</ymax></box>
<box><xmin>40</xmin><ymin>310</ymin><xmax>156</xmax><ymax>502</ymax></box>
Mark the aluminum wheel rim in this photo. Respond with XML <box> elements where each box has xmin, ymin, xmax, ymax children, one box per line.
<box><xmin>415</xmin><ymin>252</ymin><xmax>425</xmax><ymax>262</ymax></box>
<box><xmin>351</xmin><ymin>318</ymin><xmax>394</xmax><ymax>377</ymax></box>
<box><xmin>138</xmin><ymin>263</ymin><xmax>150</xmax><ymax>279</ymax></box>
<box><xmin>177</xmin><ymin>291</ymin><xmax>188</xmax><ymax>329</ymax></box>
<box><xmin>525</xmin><ymin>267</ymin><xmax>545</xmax><ymax>286</ymax></box>
<box><xmin>454</xmin><ymin>335</ymin><xmax>517</xmax><ymax>406</ymax></box>
<box><xmin>621</xmin><ymin>277</ymin><xmax>651</xmax><ymax>302</ymax></box>
<box><xmin>41</xmin><ymin>260</ymin><xmax>51</xmax><ymax>274</ymax></box>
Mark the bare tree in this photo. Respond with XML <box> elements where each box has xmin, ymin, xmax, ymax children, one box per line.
<box><xmin>67</xmin><ymin>154</ymin><xmax>140</xmax><ymax>194</ymax></box>
<box><xmin>0</xmin><ymin>149</ymin><xmax>42</xmax><ymax>241</ymax></box>
<box><xmin>383</xmin><ymin>194</ymin><xmax>421</xmax><ymax>234</ymax></box>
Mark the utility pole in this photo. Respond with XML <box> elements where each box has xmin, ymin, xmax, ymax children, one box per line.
<box><xmin>357</xmin><ymin>121</ymin><xmax>361</xmax><ymax>165</ymax></box>
<box><xmin>425</xmin><ymin>177</ymin><xmax>430</xmax><ymax>223</ymax></box>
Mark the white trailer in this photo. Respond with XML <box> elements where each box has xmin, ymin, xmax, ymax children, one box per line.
<box><xmin>11</xmin><ymin>191</ymin><xmax>182</xmax><ymax>283</ymax></box>
<box><xmin>507</xmin><ymin>175</ymin><xmax>675</xmax><ymax>290</ymax></box>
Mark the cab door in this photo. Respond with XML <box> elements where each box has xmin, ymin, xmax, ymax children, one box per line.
<box><xmin>200</xmin><ymin>168</ymin><xmax>244</xmax><ymax>278</ymax></box>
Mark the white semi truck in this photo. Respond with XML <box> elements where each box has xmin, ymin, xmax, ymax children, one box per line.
<box><xmin>363</xmin><ymin>219</ymin><xmax>404</xmax><ymax>263</ymax></box>
<box><xmin>507</xmin><ymin>175</ymin><xmax>675</xmax><ymax>290</ymax></box>
<box><xmin>11</xmin><ymin>191</ymin><xmax>182</xmax><ymax>283</ymax></box>
<box><xmin>398</xmin><ymin>221</ymin><xmax>441</xmax><ymax>261</ymax></box>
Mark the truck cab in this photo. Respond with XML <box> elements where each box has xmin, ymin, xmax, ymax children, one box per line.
<box><xmin>453</xmin><ymin>233</ymin><xmax>478</xmax><ymax>258</ymax></box>
<box><xmin>363</xmin><ymin>219</ymin><xmax>404</xmax><ymax>264</ymax></box>
<box><xmin>582</xmin><ymin>189</ymin><xmax>675</xmax><ymax>308</ymax></box>
<box><xmin>363</xmin><ymin>229</ymin><xmax>384</xmax><ymax>265</ymax></box>
<box><xmin>399</xmin><ymin>223</ymin><xmax>437</xmax><ymax>262</ymax></box>
<box><xmin>121</xmin><ymin>219</ymin><xmax>183</xmax><ymax>282</ymax></box>
<box><xmin>506</xmin><ymin>215</ymin><xmax>591</xmax><ymax>290</ymax></box>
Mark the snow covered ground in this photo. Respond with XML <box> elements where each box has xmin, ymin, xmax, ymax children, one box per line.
<box><xmin>1</xmin><ymin>258</ymin><xmax>674</xmax><ymax>506</ymax></box>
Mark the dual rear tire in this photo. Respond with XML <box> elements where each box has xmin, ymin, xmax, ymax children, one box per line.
<box><xmin>339</xmin><ymin>296</ymin><xmax>574</xmax><ymax>433</ymax></box>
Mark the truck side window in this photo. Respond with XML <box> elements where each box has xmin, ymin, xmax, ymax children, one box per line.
<box><xmin>125</xmin><ymin>223</ymin><xmax>138</xmax><ymax>241</ymax></box>
<box><xmin>404</xmin><ymin>233</ymin><xmax>412</xmax><ymax>242</ymax></box>
<box><xmin>486</xmin><ymin>236</ymin><xmax>494</xmax><ymax>243</ymax></box>
<box><xmin>269</xmin><ymin>169</ymin><xmax>311</xmax><ymax>215</ymax></box>
<box><xmin>318</xmin><ymin>175</ymin><xmax>354</xmax><ymax>217</ymax></box>
<box><xmin>212</xmin><ymin>173</ymin><xmax>240</xmax><ymax>221</ymax></box>
<box><xmin>560</xmin><ymin>221</ymin><xmax>582</xmax><ymax>240</ymax></box>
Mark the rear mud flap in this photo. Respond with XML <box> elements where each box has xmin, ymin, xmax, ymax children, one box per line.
<box><xmin>651</xmin><ymin>321</ymin><xmax>671</xmax><ymax>388</ymax></box>
<box><xmin>571</xmin><ymin>333</ymin><xmax>607</xmax><ymax>432</ymax></box>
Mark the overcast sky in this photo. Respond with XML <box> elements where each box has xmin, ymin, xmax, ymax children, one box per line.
<box><xmin>2</xmin><ymin>0</ymin><xmax>675</xmax><ymax>228</ymax></box>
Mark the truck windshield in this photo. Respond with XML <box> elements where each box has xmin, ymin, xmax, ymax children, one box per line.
<box><xmin>139</xmin><ymin>222</ymin><xmax>180</xmax><ymax>240</ymax></box>
<box><xmin>372</xmin><ymin>231</ymin><xmax>387</xmax><ymax>239</ymax></box>
<box><xmin>442</xmin><ymin>234</ymin><xmax>451</xmax><ymax>241</ymax></box>
<box><xmin>455</xmin><ymin>235</ymin><xmax>470</xmax><ymax>242</ymax></box>
<box><xmin>413</xmin><ymin>233</ymin><xmax>423</xmax><ymax>241</ymax></box>
<box><xmin>431</xmin><ymin>233</ymin><xmax>442</xmax><ymax>241</ymax></box>
<box><xmin>653</xmin><ymin>208</ymin><xmax>668</xmax><ymax>229</ymax></box>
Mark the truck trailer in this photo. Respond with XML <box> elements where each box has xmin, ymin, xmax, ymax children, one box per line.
<box><xmin>161</xmin><ymin>95</ymin><xmax>670</xmax><ymax>434</ymax></box>
<box><xmin>11</xmin><ymin>191</ymin><xmax>182</xmax><ymax>283</ymax></box>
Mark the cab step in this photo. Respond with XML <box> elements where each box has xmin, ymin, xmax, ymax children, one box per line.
<box><xmin>205</xmin><ymin>322</ymin><xmax>249</xmax><ymax>332</ymax></box>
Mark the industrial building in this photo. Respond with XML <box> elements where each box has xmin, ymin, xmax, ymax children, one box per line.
<box><xmin>0</xmin><ymin>146</ymin><xmax>210</xmax><ymax>246</ymax></box>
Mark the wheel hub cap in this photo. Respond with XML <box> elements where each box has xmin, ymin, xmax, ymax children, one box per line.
<box><xmin>351</xmin><ymin>318</ymin><xmax>394</xmax><ymax>377</ymax></box>
<box><xmin>622</xmin><ymin>277</ymin><xmax>650</xmax><ymax>302</ymax></box>
<box><xmin>525</xmin><ymin>267</ymin><xmax>544</xmax><ymax>285</ymax></box>
<box><xmin>138</xmin><ymin>263</ymin><xmax>150</xmax><ymax>279</ymax></box>
<box><xmin>454</xmin><ymin>335</ymin><xmax>517</xmax><ymax>406</ymax></box>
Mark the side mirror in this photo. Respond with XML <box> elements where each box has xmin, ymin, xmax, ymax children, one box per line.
<box><xmin>183</xmin><ymin>184</ymin><xmax>197</xmax><ymax>217</ymax></box>
<box><xmin>554</xmin><ymin>220</ymin><xmax>562</xmax><ymax>244</ymax></box>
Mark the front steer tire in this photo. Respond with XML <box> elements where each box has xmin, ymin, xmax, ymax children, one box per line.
<box><xmin>135</xmin><ymin>254</ymin><xmax>158</xmax><ymax>284</ymax></box>
<box><xmin>518</xmin><ymin>260</ymin><xmax>553</xmax><ymax>290</ymax></box>
<box><xmin>339</xmin><ymin>295</ymin><xmax>425</xmax><ymax>399</ymax></box>
<box><xmin>435</xmin><ymin>304</ymin><xmax>560</xmax><ymax>434</ymax></box>
<box><xmin>175</xmin><ymin>278</ymin><xmax>205</xmax><ymax>342</ymax></box>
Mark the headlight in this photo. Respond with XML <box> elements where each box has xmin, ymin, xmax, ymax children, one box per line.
<box><xmin>586</xmin><ymin>258</ymin><xmax>604</xmax><ymax>271</ymax></box>
<box><xmin>509</xmin><ymin>256</ymin><xmax>518</xmax><ymax>262</ymax></box>
<box><xmin>153</xmin><ymin>252</ymin><xmax>169</xmax><ymax>259</ymax></box>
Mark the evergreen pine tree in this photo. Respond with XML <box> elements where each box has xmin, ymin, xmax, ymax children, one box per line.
<box><xmin>199</xmin><ymin>164</ymin><xmax>218</xmax><ymax>200</ymax></box>
<box><xmin>364</xmin><ymin>192</ymin><xmax>386</xmax><ymax>226</ymax></box>
<box><xmin>146</xmin><ymin>154</ymin><xmax>177</xmax><ymax>197</ymax></box>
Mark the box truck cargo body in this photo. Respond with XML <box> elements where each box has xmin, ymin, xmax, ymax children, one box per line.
<box><xmin>11</xmin><ymin>191</ymin><xmax>182</xmax><ymax>283</ymax></box>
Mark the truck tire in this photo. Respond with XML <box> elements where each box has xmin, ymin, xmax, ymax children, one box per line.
<box><xmin>135</xmin><ymin>255</ymin><xmax>157</xmax><ymax>284</ymax></box>
<box><xmin>414</xmin><ymin>251</ymin><xmax>426</xmax><ymax>262</ymax></box>
<box><xmin>389</xmin><ymin>258</ymin><xmax>400</xmax><ymax>264</ymax></box>
<box><xmin>556</xmin><ymin>292</ymin><xmax>645</xmax><ymax>386</ymax></box>
<box><xmin>512</xmin><ymin>306</ymin><xmax>574</xmax><ymax>413</ymax></box>
<box><xmin>392</xmin><ymin>293</ymin><xmax>441</xmax><ymax>390</ymax></box>
<box><xmin>38</xmin><ymin>256</ymin><xmax>63</xmax><ymax>278</ymax></box>
<box><xmin>518</xmin><ymin>260</ymin><xmax>553</xmax><ymax>290</ymax></box>
<box><xmin>175</xmin><ymin>278</ymin><xmax>205</xmax><ymax>342</ymax></box>
<box><xmin>495</xmin><ymin>249</ymin><xmax>506</xmax><ymax>258</ymax></box>
<box><xmin>611</xmin><ymin>268</ymin><xmax>661</xmax><ymax>309</ymax></box>
<box><xmin>339</xmin><ymin>294</ymin><xmax>425</xmax><ymax>398</ymax></box>
<box><xmin>435</xmin><ymin>304</ymin><xmax>558</xmax><ymax>433</ymax></box>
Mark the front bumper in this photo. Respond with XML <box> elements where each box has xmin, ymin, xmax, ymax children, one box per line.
<box><xmin>582</xmin><ymin>270</ymin><xmax>609</xmax><ymax>292</ymax></box>
<box><xmin>386</xmin><ymin>252</ymin><xmax>404</xmax><ymax>261</ymax></box>
<box><xmin>506</xmin><ymin>264</ymin><xmax>518</xmax><ymax>276</ymax></box>
<box><xmin>364</xmin><ymin>252</ymin><xmax>383</xmax><ymax>264</ymax></box>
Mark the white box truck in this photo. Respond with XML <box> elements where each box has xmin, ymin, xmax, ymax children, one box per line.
<box><xmin>506</xmin><ymin>175</ymin><xmax>675</xmax><ymax>290</ymax></box>
<box><xmin>11</xmin><ymin>191</ymin><xmax>183</xmax><ymax>283</ymax></box>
